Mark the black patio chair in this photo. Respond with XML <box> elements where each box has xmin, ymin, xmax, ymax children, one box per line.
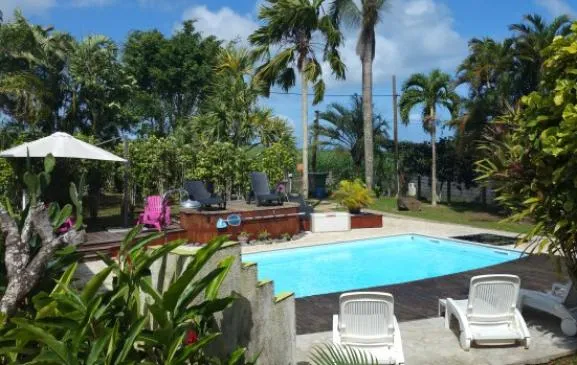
<box><xmin>289</xmin><ymin>193</ymin><xmax>314</xmax><ymax>218</ymax></box>
<box><xmin>249</xmin><ymin>172</ymin><xmax>283</xmax><ymax>206</ymax></box>
<box><xmin>184</xmin><ymin>180</ymin><xmax>225</xmax><ymax>209</ymax></box>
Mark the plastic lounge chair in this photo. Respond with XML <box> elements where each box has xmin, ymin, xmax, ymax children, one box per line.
<box><xmin>332</xmin><ymin>292</ymin><xmax>405</xmax><ymax>364</ymax></box>
<box><xmin>184</xmin><ymin>180</ymin><xmax>225</xmax><ymax>209</ymax></box>
<box><xmin>444</xmin><ymin>274</ymin><xmax>531</xmax><ymax>350</ymax></box>
<box><xmin>518</xmin><ymin>280</ymin><xmax>577</xmax><ymax>336</ymax></box>
<box><xmin>249</xmin><ymin>172</ymin><xmax>283</xmax><ymax>206</ymax></box>
<box><xmin>137</xmin><ymin>195</ymin><xmax>170</xmax><ymax>231</ymax></box>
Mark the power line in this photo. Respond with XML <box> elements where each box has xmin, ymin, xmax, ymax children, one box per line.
<box><xmin>268</xmin><ymin>91</ymin><xmax>399</xmax><ymax>97</ymax></box>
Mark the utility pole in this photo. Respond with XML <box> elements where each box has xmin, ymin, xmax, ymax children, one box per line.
<box><xmin>393</xmin><ymin>75</ymin><xmax>399</xmax><ymax>197</ymax></box>
<box><xmin>311</xmin><ymin>110</ymin><xmax>320</xmax><ymax>173</ymax></box>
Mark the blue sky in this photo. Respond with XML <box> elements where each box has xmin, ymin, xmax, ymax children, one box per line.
<box><xmin>4</xmin><ymin>0</ymin><xmax>576</xmax><ymax>144</ymax></box>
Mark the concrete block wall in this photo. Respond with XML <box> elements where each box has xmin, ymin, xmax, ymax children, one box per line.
<box><xmin>409</xmin><ymin>175</ymin><xmax>496</xmax><ymax>204</ymax></box>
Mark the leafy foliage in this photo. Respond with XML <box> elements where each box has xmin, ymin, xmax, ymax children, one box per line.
<box><xmin>188</xmin><ymin>142</ymin><xmax>251</xmax><ymax>197</ymax></box>
<box><xmin>123</xmin><ymin>21</ymin><xmax>221</xmax><ymax>136</ymax></box>
<box><xmin>319</xmin><ymin>95</ymin><xmax>389</xmax><ymax>174</ymax></box>
<box><xmin>0</xmin><ymin>227</ymin><xmax>254</xmax><ymax>364</ymax></box>
<box><xmin>250</xmin><ymin>0</ymin><xmax>346</xmax><ymax>104</ymax></box>
<box><xmin>122</xmin><ymin>136</ymin><xmax>194</xmax><ymax>200</ymax></box>
<box><xmin>251</xmin><ymin>142</ymin><xmax>297</xmax><ymax>186</ymax></box>
<box><xmin>476</xmin><ymin>22</ymin><xmax>577</xmax><ymax>277</ymax></box>
<box><xmin>332</xmin><ymin>179</ymin><xmax>375</xmax><ymax>214</ymax></box>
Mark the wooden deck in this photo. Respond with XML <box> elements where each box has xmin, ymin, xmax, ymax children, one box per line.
<box><xmin>180</xmin><ymin>201</ymin><xmax>303</xmax><ymax>243</ymax></box>
<box><xmin>296</xmin><ymin>254</ymin><xmax>565</xmax><ymax>334</ymax></box>
<box><xmin>80</xmin><ymin>225</ymin><xmax>186</xmax><ymax>259</ymax></box>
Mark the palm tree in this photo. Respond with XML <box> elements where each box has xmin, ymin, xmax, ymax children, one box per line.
<box><xmin>399</xmin><ymin>69</ymin><xmax>459</xmax><ymax>206</ymax></box>
<box><xmin>330</xmin><ymin>0</ymin><xmax>389</xmax><ymax>189</ymax></box>
<box><xmin>509</xmin><ymin>14</ymin><xmax>571</xmax><ymax>96</ymax></box>
<box><xmin>0</xmin><ymin>11</ymin><xmax>71</xmax><ymax>129</ymax></box>
<box><xmin>319</xmin><ymin>94</ymin><xmax>388</xmax><ymax>174</ymax></box>
<box><xmin>249</xmin><ymin>0</ymin><xmax>346</xmax><ymax>197</ymax></box>
<box><xmin>453</xmin><ymin>37</ymin><xmax>515</xmax><ymax>148</ymax></box>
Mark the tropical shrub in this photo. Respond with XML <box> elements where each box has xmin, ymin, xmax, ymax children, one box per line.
<box><xmin>188</xmin><ymin>142</ymin><xmax>251</xmax><ymax>198</ymax></box>
<box><xmin>315</xmin><ymin>150</ymin><xmax>357</xmax><ymax>190</ymax></box>
<box><xmin>251</xmin><ymin>142</ymin><xmax>296</xmax><ymax>185</ymax></box>
<box><xmin>332</xmin><ymin>179</ymin><xmax>375</xmax><ymax>214</ymax></box>
<box><xmin>0</xmin><ymin>158</ymin><xmax>15</xmax><ymax>197</ymax></box>
<box><xmin>0</xmin><ymin>228</ymin><xmax>255</xmax><ymax>364</ymax></box>
<box><xmin>476</xmin><ymin>22</ymin><xmax>577</xmax><ymax>278</ymax></box>
<box><xmin>122</xmin><ymin>136</ymin><xmax>194</xmax><ymax>200</ymax></box>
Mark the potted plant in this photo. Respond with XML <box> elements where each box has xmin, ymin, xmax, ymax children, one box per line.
<box><xmin>237</xmin><ymin>231</ymin><xmax>250</xmax><ymax>244</ymax></box>
<box><xmin>332</xmin><ymin>179</ymin><xmax>375</xmax><ymax>214</ymax></box>
<box><xmin>257</xmin><ymin>230</ymin><xmax>271</xmax><ymax>244</ymax></box>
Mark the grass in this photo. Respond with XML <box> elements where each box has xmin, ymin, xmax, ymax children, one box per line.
<box><xmin>370</xmin><ymin>197</ymin><xmax>533</xmax><ymax>234</ymax></box>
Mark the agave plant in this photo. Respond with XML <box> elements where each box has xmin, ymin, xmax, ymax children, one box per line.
<box><xmin>309</xmin><ymin>344</ymin><xmax>379</xmax><ymax>365</ymax></box>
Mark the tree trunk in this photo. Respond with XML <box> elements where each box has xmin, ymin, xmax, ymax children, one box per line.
<box><xmin>362</xmin><ymin>54</ymin><xmax>374</xmax><ymax>189</ymax></box>
<box><xmin>301</xmin><ymin>71</ymin><xmax>309</xmax><ymax>198</ymax></box>
<box><xmin>0</xmin><ymin>204</ymin><xmax>85</xmax><ymax>318</ymax></box>
<box><xmin>430</xmin><ymin>111</ymin><xmax>437</xmax><ymax>206</ymax></box>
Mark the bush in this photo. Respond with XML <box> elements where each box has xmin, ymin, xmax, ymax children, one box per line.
<box><xmin>476</xmin><ymin>22</ymin><xmax>577</xmax><ymax>278</ymax></box>
<box><xmin>0</xmin><ymin>228</ymin><xmax>255</xmax><ymax>364</ymax></box>
<box><xmin>251</xmin><ymin>142</ymin><xmax>296</xmax><ymax>185</ymax></box>
<box><xmin>188</xmin><ymin>141</ymin><xmax>251</xmax><ymax>198</ymax></box>
<box><xmin>332</xmin><ymin>179</ymin><xmax>375</xmax><ymax>214</ymax></box>
<box><xmin>122</xmin><ymin>136</ymin><xmax>194</xmax><ymax>201</ymax></box>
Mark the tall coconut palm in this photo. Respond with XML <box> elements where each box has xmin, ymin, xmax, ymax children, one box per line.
<box><xmin>249</xmin><ymin>0</ymin><xmax>346</xmax><ymax>197</ymax></box>
<box><xmin>399</xmin><ymin>69</ymin><xmax>459</xmax><ymax>206</ymax></box>
<box><xmin>330</xmin><ymin>0</ymin><xmax>389</xmax><ymax>189</ymax></box>
<box><xmin>319</xmin><ymin>94</ymin><xmax>388</xmax><ymax>174</ymax></box>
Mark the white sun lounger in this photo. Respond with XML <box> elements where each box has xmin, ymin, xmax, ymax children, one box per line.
<box><xmin>332</xmin><ymin>292</ymin><xmax>405</xmax><ymax>364</ymax></box>
<box><xmin>444</xmin><ymin>274</ymin><xmax>531</xmax><ymax>350</ymax></box>
<box><xmin>518</xmin><ymin>280</ymin><xmax>577</xmax><ymax>336</ymax></box>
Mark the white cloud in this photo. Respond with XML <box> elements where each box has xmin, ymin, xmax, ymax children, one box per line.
<box><xmin>534</xmin><ymin>0</ymin><xmax>576</xmax><ymax>17</ymax></box>
<box><xmin>326</xmin><ymin>0</ymin><xmax>467</xmax><ymax>87</ymax></box>
<box><xmin>1</xmin><ymin>0</ymin><xmax>55</xmax><ymax>18</ymax></box>
<box><xmin>178</xmin><ymin>5</ymin><xmax>257</xmax><ymax>43</ymax></box>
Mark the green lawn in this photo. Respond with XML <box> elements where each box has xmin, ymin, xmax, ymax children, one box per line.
<box><xmin>370</xmin><ymin>197</ymin><xmax>532</xmax><ymax>234</ymax></box>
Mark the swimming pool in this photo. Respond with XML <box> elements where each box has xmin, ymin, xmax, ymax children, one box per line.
<box><xmin>242</xmin><ymin>234</ymin><xmax>522</xmax><ymax>298</ymax></box>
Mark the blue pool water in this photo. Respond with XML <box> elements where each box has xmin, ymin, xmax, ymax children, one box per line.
<box><xmin>242</xmin><ymin>235</ymin><xmax>522</xmax><ymax>298</ymax></box>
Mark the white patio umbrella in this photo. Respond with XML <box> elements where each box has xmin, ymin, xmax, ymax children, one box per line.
<box><xmin>0</xmin><ymin>132</ymin><xmax>129</xmax><ymax>225</ymax></box>
<box><xmin>0</xmin><ymin>132</ymin><xmax>126</xmax><ymax>162</ymax></box>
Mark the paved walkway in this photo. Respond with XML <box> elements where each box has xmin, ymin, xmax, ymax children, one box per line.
<box><xmin>242</xmin><ymin>213</ymin><xmax>528</xmax><ymax>255</ymax></box>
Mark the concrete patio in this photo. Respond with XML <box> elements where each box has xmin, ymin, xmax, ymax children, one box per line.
<box><xmin>296</xmin><ymin>311</ymin><xmax>577</xmax><ymax>365</ymax></box>
<box><xmin>242</xmin><ymin>213</ymin><xmax>575</xmax><ymax>364</ymax></box>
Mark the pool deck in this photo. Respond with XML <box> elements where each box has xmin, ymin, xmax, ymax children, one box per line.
<box><xmin>240</xmin><ymin>214</ymin><xmax>575</xmax><ymax>364</ymax></box>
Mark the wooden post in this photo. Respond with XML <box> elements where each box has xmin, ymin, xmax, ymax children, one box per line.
<box><xmin>311</xmin><ymin>110</ymin><xmax>320</xmax><ymax>173</ymax></box>
<box><xmin>393</xmin><ymin>75</ymin><xmax>399</xmax><ymax>197</ymax></box>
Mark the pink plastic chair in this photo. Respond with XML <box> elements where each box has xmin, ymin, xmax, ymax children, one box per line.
<box><xmin>137</xmin><ymin>195</ymin><xmax>171</xmax><ymax>231</ymax></box>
